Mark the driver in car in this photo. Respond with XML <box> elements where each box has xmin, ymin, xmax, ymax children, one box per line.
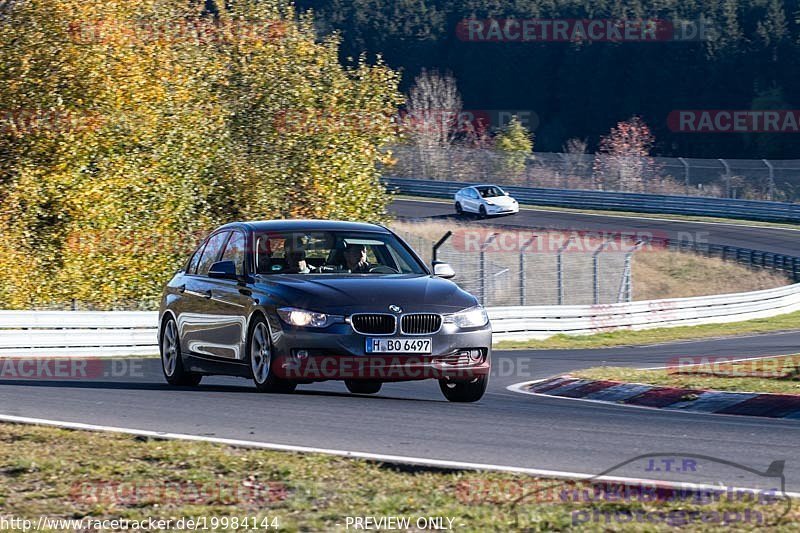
<box><xmin>343</xmin><ymin>243</ymin><xmax>371</xmax><ymax>273</ymax></box>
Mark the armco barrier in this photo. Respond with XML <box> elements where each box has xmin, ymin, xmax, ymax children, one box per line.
<box><xmin>490</xmin><ymin>282</ymin><xmax>800</xmax><ymax>341</ymax></box>
<box><xmin>2</xmin><ymin>282</ymin><xmax>800</xmax><ymax>354</ymax></box>
<box><xmin>0</xmin><ymin>311</ymin><xmax>159</xmax><ymax>357</ymax></box>
<box><xmin>384</xmin><ymin>177</ymin><xmax>800</xmax><ymax>224</ymax></box>
<box><xmin>386</xmin><ymin>177</ymin><xmax>800</xmax><ymax>282</ymax></box>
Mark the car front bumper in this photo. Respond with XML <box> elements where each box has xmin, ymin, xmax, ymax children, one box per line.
<box><xmin>270</xmin><ymin>320</ymin><xmax>492</xmax><ymax>382</ymax></box>
<box><xmin>487</xmin><ymin>204</ymin><xmax>519</xmax><ymax>214</ymax></box>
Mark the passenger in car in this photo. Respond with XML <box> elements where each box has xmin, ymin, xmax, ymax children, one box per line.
<box><xmin>285</xmin><ymin>244</ymin><xmax>315</xmax><ymax>274</ymax></box>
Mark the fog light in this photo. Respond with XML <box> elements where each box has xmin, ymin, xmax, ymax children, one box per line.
<box><xmin>468</xmin><ymin>350</ymin><xmax>482</xmax><ymax>363</ymax></box>
<box><xmin>294</xmin><ymin>350</ymin><xmax>309</xmax><ymax>359</ymax></box>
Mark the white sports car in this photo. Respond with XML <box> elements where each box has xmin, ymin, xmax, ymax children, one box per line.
<box><xmin>454</xmin><ymin>185</ymin><xmax>519</xmax><ymax>218</ymax></box>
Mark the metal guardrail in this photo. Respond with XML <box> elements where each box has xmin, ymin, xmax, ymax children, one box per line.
<box><xmin>3</xmin><ymin>280</ymin><xmax>800</xmax><ymax>354</ymax></box>
<box><xmin>385</xmin><ymin>176</ymin><xmax>800</xmax><ymax>224</ymax></box>
<box><xmin>0</xmin><ymin>311</ymin><xmax>158</xmax><ymax>357</ymax></box>
<box><xmin>490</xmin><ymin>282</ymin><xmax>800</xmax><ymax>341</ymax></box>
<box><xmin>387</xmin><ymin>177</ymin><xmax>800</xmax><ymax>283</ymax></box>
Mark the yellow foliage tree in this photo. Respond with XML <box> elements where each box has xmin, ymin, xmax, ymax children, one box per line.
<box><xmin>0</xmin><ymin>0</ymin><xmax>401</xmax><ymax>309</ymax></box>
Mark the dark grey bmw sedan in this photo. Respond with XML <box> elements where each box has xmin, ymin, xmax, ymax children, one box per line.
<box><xmin>158</xmin><ymin>220</ymin><xmax>492</xmax><ymax>402</ymax></box>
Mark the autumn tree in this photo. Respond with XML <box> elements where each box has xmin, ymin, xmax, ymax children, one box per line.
<box><xmin>593</xmin><ymin>116</ymin><xmax>655</xmax><ymax>192</ymax></box>
<box><xmin>0</xmin><ymin>0</ymin><xmax>401</xmax><ymax>308</ymax></box>
<box><xmin>494</xmin><ymin>116</ymin><xmax>533</xmax><ymax>179</ymax></box>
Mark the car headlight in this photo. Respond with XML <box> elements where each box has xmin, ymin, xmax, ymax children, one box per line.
<box><xmin>277</xmin><ymin>307</ymin><xmax>340</xmax><ymax>328</ymax></box>
<box><xmin>446</xmin><ymin>306</ymin><xmax>489</xmax><ymax>328</ymax></box>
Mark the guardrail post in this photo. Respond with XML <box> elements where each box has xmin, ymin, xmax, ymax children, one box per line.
<box><xmin>518</xmin><ymin>235</ymin><xmax>538</xmax><ymax>305</ymax></box>
<box><xmin>719</xmin><ymin>158</ymin><xmax>732</xmax><ymax>198</ymax></box>
<box><xmin>556</xmin><ymin>237</ymin><xmax>574</xmax><ymax>305</ymax></box>
<box><xmin>794</xmin><ymin>258</ymin><xmax>800</xmax><ymax>282</ymax></box>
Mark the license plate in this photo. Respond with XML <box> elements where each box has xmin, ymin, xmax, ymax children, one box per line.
<box><xmin>366</xmin><ymin>338</ymin><xmax>432</xmax><ymax>354</ymax></box>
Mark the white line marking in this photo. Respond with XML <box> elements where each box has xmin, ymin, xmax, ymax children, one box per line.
<box><xmin>1</xmin><ymin>413</ymin><xmax>797</xmax><ymax>498</ymax></box>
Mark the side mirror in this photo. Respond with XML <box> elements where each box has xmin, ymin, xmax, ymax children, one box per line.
<box><xmin>432</xmin><ymin>261</ymin><xmax>456</xmax><ymax>279</ymax></box>
<box><xmin>208</xmin><ymin>260</ymin><xmax>238</xmax><ymax>280</ymax></box>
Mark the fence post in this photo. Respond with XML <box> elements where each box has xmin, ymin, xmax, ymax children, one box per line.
<box><xmin>592</xmin><ymin>239</ymin><xmax>613</xmax><ymax>305</ymax></box>
<box><xmin>719</xmin><ymin>158</ymin><xmax>731</xmax><ymax>198</ymax></box>
<box><xmin>518</xmin><ymin>235</ymin><xmax>538</xmax><ymax>305</ymax></box>
<box><xmin>763</xmin><ymin>159</ymin><xmax>775</xmax><ymax>201</ymax></box>
<box><xmin>617</xmin><ymin>240</ymin><xmax>646</xmax><ymax>302</ymax></box>
<box><xmin>479</xmin><ymin>233</ymin><xmax>499</xmax><ymax>306</ymax></box>
<box><xmin>556</xmin><ymin>237</ymin><xmax>574</xmax><ymax>305</ymax></box>
<box><xmin>678</xmin><ymin>157</ymin><xmax>690</xmax><ymax>195</ymax></box>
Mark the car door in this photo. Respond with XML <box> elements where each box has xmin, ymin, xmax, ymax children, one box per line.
<box><xmin>466</xmin><ymin>187</ymin><xmax>480</xmax><ymax>212</ymax></box>
<box><xmin>205</xmin><ymin>229</ymin><xmax>252</xmax><ymax>361</ymax></box>
<box><xmin>178</xmin><ymin>230</ymin><xmax>231</xmax><ymax>359</ymax></box>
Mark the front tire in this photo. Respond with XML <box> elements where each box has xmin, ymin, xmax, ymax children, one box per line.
<box><xmin>478</xmin><ymin>205</ymin><xmax>487</xmax><ymax>219</ymax></box>
<box><xmin>345</xmin><ymin>380</ymin><xmax>382</xmax><ymax>394</ymax></box>
<box><xmin>439</xmin><ymin>376</ymin><xmax>488</xmax><ymax>402</ymax></box>
<box><xmin>455</xmin><ymin>202</ymin><xmax>463</xmax><ymax>215</ymax></box>
<box><xmin>160</xmin><ymin>317</ymin><xmax>202</xmax><ymax>386</ymax></box>
<box><xmin>248</xmin><ymin>316</ymin><xmax>296</xmax><ymax>393</ymax></box>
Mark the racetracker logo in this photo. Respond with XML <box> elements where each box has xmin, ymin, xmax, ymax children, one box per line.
<box><xmin>456</xmin><ymin>18</ymin><xmax>712</xmax><ymax>43</ymax></box>
<box><xmin>666</xmin><ymin>356</ymin><xmax>800</xmax><ymax>378</ymax></box>
<box><xmin>273</xmin><ymin>354</ymin><xmax>489</xmax><ymax>380</ymax></box>
<box><xmin>668</xmin><ymin>110</ymin><xmax>800</xmax><ymax>133</ymax></box>
<box><xmin>0</xmin><ymin>358</ymin><xmax>143</xmax><ymax>379</ymax></box>
<box><xmin>450</xmin><ymin>229</ymin><xmax>668</xmax><ymax>254</ymax></box>
<box><xmin>71</xmin><ymin>479</ymin><xmax>287</xmax><ymax>506</ymax></box>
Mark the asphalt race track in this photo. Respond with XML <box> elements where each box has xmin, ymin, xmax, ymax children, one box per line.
<box><xmin>2</xmin><ymin>199</ymin><xmax>800</xmax><ymax>490</ymax></box>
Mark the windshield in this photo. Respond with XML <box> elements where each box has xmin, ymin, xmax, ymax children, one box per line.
<box><xmin>254</xmin><ymin>230</ymin><xmax>427</xmax><ymax>275</ymax></box>
<box><xmin>477</xmin><ymin>186</ymin><xmax>505</xmax><ymax>198</ymax></box>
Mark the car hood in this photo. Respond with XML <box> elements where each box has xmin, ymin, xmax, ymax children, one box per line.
<box><xmin>254</xmin><ymin>274</ymin><xmax>478</xmax><ymax>314</ymax></box>
<box><xmin>486</xmin><ymin>195</ymin><xmax>516</xmax><ymax>206</ymax></box>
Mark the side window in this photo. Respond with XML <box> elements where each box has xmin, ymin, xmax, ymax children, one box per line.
<box><xmin>220</xmin><ymin>231</ymin><xmax>246</xmax><ymax>275</ymax></box>
<box><xmin>187</xmin><ymin>243</ymin><xmax>205</xmax><ymax>274</ymax></box>
<box><xmin>196</xmin><ymin>231</ymin><xmax>230</xmax><ymax>276</ymax></box>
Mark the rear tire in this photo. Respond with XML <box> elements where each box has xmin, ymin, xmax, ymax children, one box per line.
<box><xmin>455</xmin><ymin>202</ymin><xmax>463</xmax><ymax>215</ymax></box>
<box><xmin>439</xmin><ymin>375</ymin><xmax>488</xmax><ymax>403</ymax></box>
<box><xmin>248</xmin><ymin>316</ymin><xmax>296</xmax><ymax>393</ymax></box>
<box><xmin>345</xmin><ymin>380</ymin><xmax>382</xmax><ymax>395</ymax></box>
<box><xmin>478</xmin><ymin>205</ymin><xmax>487</xmax><ymax>219</ymax></box>
<box><xmin>160</xmin><ymin>317</ymin><xmax>202</xmax><ymax>386</ymax></box>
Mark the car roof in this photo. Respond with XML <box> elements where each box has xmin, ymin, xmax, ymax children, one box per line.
<box><xmin>461</xmin><ymin>184</ymin><xmax>502</xmax><ymax>190</ymax></box>
<box><xmin>215</xmin><ymin>219</ymin><xmax>391</xmax><ymax>234</ymax></box>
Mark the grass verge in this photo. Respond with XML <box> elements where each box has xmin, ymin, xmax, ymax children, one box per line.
<box><xmin>1</xmin><ymin>422</ymin><xmax>796</xmax><ymax>531</ymax></box>
<box><xmin>494</xmin><ymin>311</ymin><xmax>800</xmax><ymax>350</ymax></box>
<box><xmin>572</xmin><ymin>355</ymin><xmax>800</xmax><ymax>395</ymax></box>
